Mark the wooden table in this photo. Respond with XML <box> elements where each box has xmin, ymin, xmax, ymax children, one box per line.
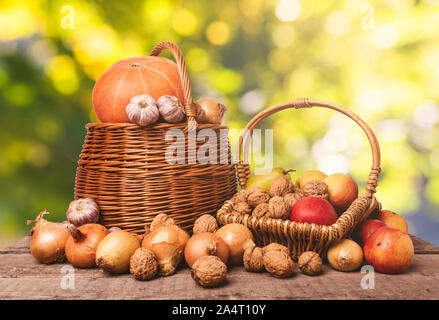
<box><xmin>0</xmin><ymin>236</ymin><xmax>438</xmax><ymax>300</ymax></box>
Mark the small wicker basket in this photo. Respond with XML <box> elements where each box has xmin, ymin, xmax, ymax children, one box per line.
<box><xmin>217</xmin><ymin>98</ymin><xmax>382</xmax><ymax>260</ymax></box>
<box><xmin>74</xmin><ymin>41</ymin><xmax>237</xmax><ymax>234</ymax></box>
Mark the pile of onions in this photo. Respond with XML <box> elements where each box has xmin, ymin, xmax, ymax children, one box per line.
<box><xmin>327</xmin><ymin>239</ymin><xmax>364</xmax><ymax>272</ymax></box>
<box><xmin>184</xmin><ymin>232</ymin><xmax>229</xmax><ymax>268</ymax></box>
<box><xmin>28</xmin><ymin>209</ymin><xmax>70</xmax><ymax>264</ymax></box>
<box><xmin>96</xmin><ymin>230</ymin><xmax>140</xmax><ymax>274</ymax></box>
<box><xmin>142</xmin><ymin>225</ymin><xmax>190</xmax><ymax>276</ymax></box>
<box><xmin>65</xmin><ymin>223</ymin><xmax>109</xmax><ymax>268</ymax></box>
<box><xmin>216</xmin><ymin>223</ymin><xmax>255</xmax><ymax>266</ymax></box>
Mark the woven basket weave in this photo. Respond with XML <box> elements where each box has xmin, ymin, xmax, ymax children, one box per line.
<box><xmin>74</xmin><ymin>41</ymin><xmax>237</xmax><ymax>234</ymax></box>
<box><xmin>217</xmin><ymin>98</ymin><xmax>381</xmax><ymax>260</ymax></box>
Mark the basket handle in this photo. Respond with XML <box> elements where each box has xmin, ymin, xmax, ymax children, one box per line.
<box><xmin>150</xmin><ymin>41</ymin><xmax>197</xmax><ymax>130</ymax></box>
<box><xmin>237</xmin><ymin>98</ymin><xmax>381</xmax><ymax>198</ymax></box>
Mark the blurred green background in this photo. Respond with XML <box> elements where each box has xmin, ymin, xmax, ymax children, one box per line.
<box><xmin>1</xmin><ymin>0</ymin><xmax>439</xmax><ymax>248</ymax></box>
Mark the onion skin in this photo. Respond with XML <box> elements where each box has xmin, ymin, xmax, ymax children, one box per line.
<box><xmin>196</xmin><ymin>97</ymin><xmax>227</xmax><ymax>124</ymax></box>
<box><xmin>327</xmin><ymin>239</ymin><xmax>364</xmax><ymax>272</ymax></box>
<box><xmin>142</xmin><ymin>225</ymin><xmax>190</xmax><ymax>276</ymax></box>
<box><xmin>65</xmin><ymin>224</ymin><xmax>109</xmax><ymax>268</ymax></box>
<box><xmin>66</xmin><ymin>198</ymin><xmax>100</xmax><ymax>227</ymax></box>
<box><xmin>216</xmin><ymin>223</ymin><xmax>255</xmax><ymax>266</ymax></box>
<box><xmin>184</xmin><ymin>232</ymin><xmax>229</xmax><ymax>268</ymax></box>
<box><xmin>29</xmin><ymin>210</ymin><xmax>70</xmax><ymax>264</ymax></box>
<box><xmin>96</xmin><ymin>230</ymin><xmax>140</xmax><ymax>274</ymax></box>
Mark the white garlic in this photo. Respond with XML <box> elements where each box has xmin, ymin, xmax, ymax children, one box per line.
<box><xmin>125</xmin><ymin>94</ymin><xmax>160</xmax><ymax>126</ymax></box>
<box><xmin>157</xmin><ymin>95</ymin><xmax>185</xmax><ymax>123</ymax></box>
<box><xmin>66</xmin><ymin>198</ymin><xmax>100</xmax><ymax>227</ymax></box>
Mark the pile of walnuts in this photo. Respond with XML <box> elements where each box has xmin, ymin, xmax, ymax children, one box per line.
<box><xmin>230</xmin><ymin>176</ymin><xmax>329</xmax><ymax>220</ymax></box>
<box><xmin>243</xmin><ymin>243</ymin><xmax>323</xmax><ymax>278</ymax></box>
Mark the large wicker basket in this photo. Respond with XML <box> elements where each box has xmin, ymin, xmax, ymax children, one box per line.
<box><xmin>75</xmin><ymin>41</ymin><xmax>237</xmax><ymax>234</ymax></box>
<box><xmin>217</xmin><ymin>98</ymin><xmax>381</xmax><ymax>259</ymax></box>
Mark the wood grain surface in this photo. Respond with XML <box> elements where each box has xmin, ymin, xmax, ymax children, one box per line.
<box><xmin>0</xmin><ymin>236</ymin><xmax>438</xmax><ymax>300</ymax></box>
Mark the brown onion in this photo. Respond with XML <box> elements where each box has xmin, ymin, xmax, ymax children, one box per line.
<box><xmin>184</xmin><ymin>232</ymin><xmax>229</xmax><ymax>268</ymax></box>
<box><xmin>27</xmin><ymin>209</ymin><xmax>70</xmax><ymax>264</ymax></box>
<box><xmin>65</xmin><ymin>223</ymin><xmax>109</xmax><ymax>268</ymax></box>
<box><xmin>216</xmin><ymin>223</ymin><xmax>255</xmax><ymax>266</ymax></box>
<box><xmin>327</xmin><ymin>239</ymin><xmax>364</xmax><ymax>272</ymax></box>
<box><xmin>196</xmin><ymin>97</ymin><xmax>227</xmax><ymax>124</ymax></box>
<box><xmin>96</xmin><ymin>230</ymin><xmax>140</xmax><ymax>274</ymax></box>
<box><xmin>142</xmin><ymin>225</ymin><xmax>190</xmax><ymax>276</ymax></box>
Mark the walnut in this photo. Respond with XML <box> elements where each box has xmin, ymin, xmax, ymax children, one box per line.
<box><xmin>262</xmin><ymin>243</ymin><xmax>290</xmax><ymax>256</ymax></box>
<box><xmin>301</xmin><ymin>180</ymin><xmax>329</xmax><ymax>200</ymax></box>
<box><xmin>269</xmin><ymin>176</ymin><xmax>294</xmax><ymax>197</ymax></box>
<box><xmin>283</xmin><ymin>192</ymin><xmax>302</xmax><ymax>212</ymax></box>
<box><xmin>263</xmin><ymin>250</ymin><xmax>295</xmax><ymax>278</ymax></box>
<box><xmin>150</xmin><ymin>213</ymin><xmax>176</xmax><ymax>232</ymax></box>
<box><xmin>193</xmin><ymin>214</ymin><xmax>218</xmax><ymax>234</ymax></box>
<box><xmin>233</xmin><ymin>202</ymin><xmax>252</xmax><ymax>215</ymax></box>
<box><xmin>130</xmin><ymin>247</ymin><xmax>158</xmax><ymax>281</ymax></box>
<box><xmin>243</xmin><ymin>246</ymin><xmax>264</xmax><ymax>272</ymax></box>
<box><xmin>235</xmin><ymin>189</ymin><xmax>249</xmax><ymax>203</ymax></box>
<box><xmin>268</xmin><ymin>196</ymin><xmax>289</xmax><ymax>219</ymax></box>
<box><xmin>191</xmin><ymin>255</ymin><xmax>227</xmax><ymax>288</ymax></box>
<box><xmin>298</xmin><ymin>251</ymin><xmax>323</xmax><ymax>276</ymax></box>
<box><xmin>252</xmin><ymin>203</ymin><xmax>269</xmax><ymax>218</ymax></box>
<box><xmin>246</xmin><ymin>187</ymin><xmax>270</xmax><ymax>208</ymax></box>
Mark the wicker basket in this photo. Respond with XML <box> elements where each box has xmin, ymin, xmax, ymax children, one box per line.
<box><xmin>217</xmin><ymin>98</ymin><xmax>382</xmax><ymax>260</ymax></box>
<box><xmin>74</xmin><ymin>41</ymin><xmax>237</xmax><ymax>234</ymax></box>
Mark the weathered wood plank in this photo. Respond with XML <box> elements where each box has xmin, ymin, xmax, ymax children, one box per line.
<box><xmin>0</xmin><ymin>253</ymin><xmax>438</xmax><ymax>300</ymax></box>
<box><xmin>0</xmin><ymin>237</ymin><xmax>30</xmax><ymax>254</ymax></box>
<box><xmin>410</xmin><ymin>235</ymin><xmax>439</xmax><ymax>254</ymax></box>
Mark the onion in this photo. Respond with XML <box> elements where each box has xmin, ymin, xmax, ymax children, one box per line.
<box><xmin>142</xmin><ymin>225</ymin><xmax>190</xmax><ymax>276</ymax></box>
<box><xmin>327</xmin><ymin>239</ymin><xmax>364</xmax><ymax>272</ymax></box>
<box><xmin>196</xmin><ymin>97</ymin><xmax>227</xmax><ymax>124</ymax></box>
<box><xmin>96</xmin><ymin>230</ymin><xmax>140</xmax><ymax>274</ymax></box>
<box><xmin>184</xmin><ymin>232</ymin><xmax>229</xmax><ymax>268</ymax></box>
<box><xmin>216</xmin><ymin>223</ymin><xmax>255</xmax><ymax>266</ymax></box>
<box><xmin>65</xmin><ymin>223</ymin><xmax>109</xmax><ymax>268</ymax></box>
<box><xmin>66</xmin><ymin>198</ymin><xmax>100</xmax><ymax>227</ymax></box>
<box><xmin>27</xmin><ymin>209</ymin><xmax>70</xmax><ymax>264</ymax></box>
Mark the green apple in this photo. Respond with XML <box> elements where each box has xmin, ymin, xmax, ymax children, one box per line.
<box><xmin>245</xmin><ymin>167</ymin><xmax>293</xmax><ymax>192</ymax></box>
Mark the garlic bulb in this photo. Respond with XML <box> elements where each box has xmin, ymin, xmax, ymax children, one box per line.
<box><xmin>125</xmin><ymin>94</ymin><xmax>160</xmax><ymax>126</ymax></box>
<box><xmin>196</xmin><ymin>97</ymin><xmax>227</xmax><ymax>124</ymax></box>
<box><xmin>66</xmin><ymin>198</ymin><xmax>100</xmax><ymax>227</ymax></box>
<box><xmin>157</xmin><ymin>95</ymin><xmax>185</xmax><ymax>123</ymax></box>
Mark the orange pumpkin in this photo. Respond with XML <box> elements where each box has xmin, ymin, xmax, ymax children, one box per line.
<box><xmin>92</xmin><ymin>56</ymin><xmax>184</xmax><ymax>123</ymax></box>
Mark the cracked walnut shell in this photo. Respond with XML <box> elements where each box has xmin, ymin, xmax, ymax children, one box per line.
<box><xmin>263</xmin><ymin>250</ymin><xmax>295</xmax><ymax>278</ymax></box>
<box><xmin>193</xmin><ymin>214</ymin><xmax>218</xmax><ymax>234</ymax></box>
<box><xmin>252</xmin><ymin>203</ymin><xmax>269</xmax><ymax>218</ymax></box>
<box><xmin>150</xmin><ymin>213</ymin><xmax>176</xmax><ymax>232</ymax></box>
<box><xmin>130</xmin><ymin>247</ymin><xmax>158</xmax><ymax>281</ymax></box>
<box><xmin>191</xmin><ymin>255</ymin><xmax>227</xmax><ymax>287</ymax></box>
<box><xmin>262</xmin><ymin>243</ymin><xmax>290</xmax><ymax>256</ymax></box>
<box><xmin>301</xmin><ymin>180</ymin><xmax>329</xmax><ymax>200</ymax></box>
<box><xmin>269</xmin><ymin>176</ymin><xmax>294</xmax><ymax>197</ymax></box>
<box><xmin>247</xmin><ymin>187</ymin><xmax>270</xmax><ymax>208</ymax></box>
<box><xmin>243</xmin><ymin>246</ymin><xmax>264</xmax><ymax>272</ymax></box>
<box><xmin>233</xmin><ymin>202</ymin><xmax>252</xmax><ymax>215</ymax></box>
<box><xmin>283</xmin><ymin>192</ymin><xmax>302</xmax><ymax>212</ymax></box>
<box><xmin>268</xmin><ymin>196</ymin><xmax>289</xmax><ymax>219</ymax></box>
<box><xmin>298</xmin><ymin>251</ymin><xmax>323</xmax><ymax>276</ymax></box>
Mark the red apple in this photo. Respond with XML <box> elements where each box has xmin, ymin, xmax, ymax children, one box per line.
<box><xmin>324</xmin><ymin>173</ymin><xmax>358</xmax><ymax>213</ymax></box>
<box><xmin>377</xmin><ymin>210</ymin><xmax>408</xmax><ymax>233</ymax></box>
<box><xmin>356</xmin><ymin>219</ymin><xmax>386</xmax><ymax>246</ymax></box>
<box><xmin>290</xmin><ymin>197</ymin><xmax>338</xmax><ymax>226</ymax></box>
<box><xmin>363</xmin><ymin>226</ymin><xmax>414</xmax><ymax>274</ymax></box>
